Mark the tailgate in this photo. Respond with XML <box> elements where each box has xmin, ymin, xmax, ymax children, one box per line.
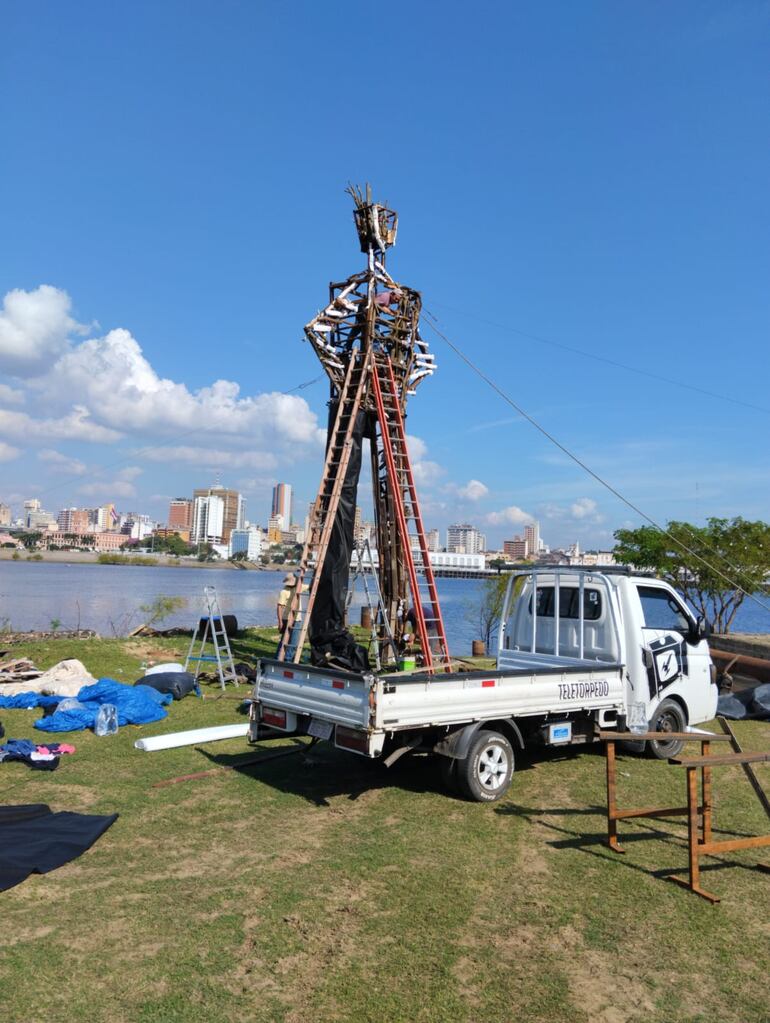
<box><xmin>255</xmin><ymin>660</ymin><xmax>372</xmax><ymax>730</ymax></box>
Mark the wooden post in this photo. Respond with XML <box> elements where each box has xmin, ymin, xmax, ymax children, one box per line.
<box><xmin>701</xmin><ymin>739</ymin><xmax>713</xmax><ymax>847</ymax></box>
<box><xmin>605</xmin><ymin>739</ymin><xmax>624</xmax><ymax>854</ymax></box>
<box><xmin>686</xmin><ymin>766</ymin><xmax>702</xmax><ymax>893</ymax></box>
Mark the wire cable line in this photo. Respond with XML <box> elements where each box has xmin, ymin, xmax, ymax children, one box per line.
<box><xmin>431</xmin><ymin>301</ymin><xmax>770</xmax><ymax>416</ymax></box>
<box><xmin>423</xmin><ymin>309</ymin><xmax>770</xmax><ymax>617</ymax></box>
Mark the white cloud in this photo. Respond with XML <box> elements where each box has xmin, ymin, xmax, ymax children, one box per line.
<box><xmin>406</xmin><ymin>434</ymin><xmax>445</xmax><ymax>487</ymax></box>
<box><xmin>41</xmin><ymin>328</ymin><xmax>323</xmax><ymax>450</ymax></box>
<box><xmin>38</xmin><ymin>449</ymin><xmax>87</xmax><ymax>475</ymax></box>
<box><xmin>457</xmin><ymin>479</ymin><xmax>489</xmax><ymax>501</ymax></box>
<box><xmin>0</xmin><ymin>441</ymin><xmax>20</xmax><ymax>462</ymax></box>
<box><xmin>0</xmin><ymin>406</ymin><xmax>121</xmax><ymax>444</ymax></box>
<box><xmin>570</xmin><ymin>497</ymin><xmax>599</xmax><ymax>520</ymax></box>
<box><xmin>0</xmin><ymin>383</ymin><xmax>25</xmax><ymax>406</ymax></box>
<box><xmin>117</xmin><ymin>466</ymin><xmax>143</xmax><ymax>481</ymax></box>
<box><xmin>141</xmin><ymin>446</ymin><xmax>277</xmax><ymax>471</ymax></box>
<box><xmin>485</xmin><ymin>505</ymin><xmax>533</xmax><ymax>527</ymax></box>
<box><xmin>79</xmin><ymin>479</ymin><xmax>137</xmax><ymax>499</ymax></box>
<box><xmin>407</xmin><ymin>435</ymin><xmax>428</xmax><ymax>461</ymax></box>
<box><xmin>0</xmin><ymin>285</ymin><xmax>88</xmax><ymax>376</ymax></box>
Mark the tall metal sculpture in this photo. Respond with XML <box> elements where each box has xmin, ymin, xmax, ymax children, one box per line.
<box><xmin>277</xmin><ymin>186</ymin><xmax>450</xmax><ymax>673</ymax></box>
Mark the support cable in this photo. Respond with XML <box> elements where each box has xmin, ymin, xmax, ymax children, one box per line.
<box><xmin>423</xmin><ymin>310</ymin><xmax>770</xmax><ymax>618</ymax></box>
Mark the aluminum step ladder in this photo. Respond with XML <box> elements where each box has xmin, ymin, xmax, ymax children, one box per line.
<box><xmin>347</xmin><ymin>538</ymin><xmax>398</xmax><ymax>671</ymax></box>
<box><xmin>184</xmin><ymin>585</ymin><xmax>239</xmax><ymax>689</ymax></box>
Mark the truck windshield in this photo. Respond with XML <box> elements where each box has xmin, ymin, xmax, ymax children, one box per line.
<box><xmin>531</xmin><ymin>587</ymin><xmax>602</xmax><ymax>621</ymax></box>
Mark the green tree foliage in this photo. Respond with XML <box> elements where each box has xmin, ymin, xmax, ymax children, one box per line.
<box><xmin>613</xmin><ymin>517</ymin><xmax>770</xmax><ymax>634</ymax></box>
<box><xmin>20</xmin><ymin>532</ymin><xmax>42</xmax><ymax>549</ymax></box>
<box><xmin>137</xmin><ymin>595</ymin><xmax>188</xmax><ymax>628</ymax></box>
<box><xmin>468</xmin><ymin>573</ymin><xmax>510</xmax><ymax>652</ymax></box>
<box><xmin>152</xmin><ymin>532</ymin><xmax>194</xmax><ymax>556</ymax></box>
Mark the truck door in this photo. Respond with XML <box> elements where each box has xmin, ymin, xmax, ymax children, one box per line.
<box><xmin>634</xmin><ymin>584</ymin><xmax>713</xmax><ymax>723</ymax></box>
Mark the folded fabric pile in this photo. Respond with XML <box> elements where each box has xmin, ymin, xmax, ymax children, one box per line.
<box><xmin>0</xmin><ymin>739</ymin><xmax>76</xmax><ymax>771</ymax></box>
<box><xmin>0</xmin><ymin>678</ymin><xmax>172</xmax><ymax>732</ymax></box>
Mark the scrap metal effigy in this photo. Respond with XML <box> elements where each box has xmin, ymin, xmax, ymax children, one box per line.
<box><xmin>277</xmin><ymin>186</ymin><xmax>450</xmax><ymax>673</ymax></box>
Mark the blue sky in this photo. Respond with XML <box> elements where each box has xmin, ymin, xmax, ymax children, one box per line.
<box><xmin>1</xmin><ymin>1</ymin><xmax>768</xmax><ymax>549</ymax></box>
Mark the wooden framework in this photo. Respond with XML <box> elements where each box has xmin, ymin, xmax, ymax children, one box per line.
<box><xmin>600</xmin><ymin>727</ymin><xmax>770</xmax><ymax>903</ymax></box>
<box><xmin>276</xmin><ymin>188</ymin><xmax>450</xmax><ymax>671</ymax></box>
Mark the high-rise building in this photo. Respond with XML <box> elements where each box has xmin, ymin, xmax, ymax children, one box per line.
<box><xmin>271</xmin><ymin>483</ymin><xmax>293</xmax><ymax>527</ymax></box>
<box><xmin>57</xmin><ymin>508</ymin><xmax>90</xmax><ymax>533</ymax></box>
<box><xmin>0</xmin><ymin>504</ymin><xmax>11</xmax><ymax>527</ymax></box>
<box><xmin>192</xmin><ymin>485</ymin><xmax>244</xmax><ymax>544</ymax></box>
<box><xmin>446</xmin><ymin>523</ymin><xmax>486</xmax><ymax>555</ymax></box>
<box><xmin>229</xmin><ymin>526</ymin><xmax>263</xmax><ymax>560</ymax></box>
<box><xmin>168</xmin><ymin>498</ymin><xmax>193</xmax><ymax>531</ymax></box>
<box><xmin>426</xmin><ymin>528</ymin><xmax>441</xmax><ymax>552</ymax></box>
<box><xmin>504</xmin><ymin>537</ymin><xmax>528</xmax><ymax>560</ymax></box>
<box><xmin>525</xmin><ymin>522</ymin><xmax>540</xmax><ymax>555</ymax></box>
<box><xmin>97</xmin><ymin>504</ymin><xmax>118</xmax><ymax>531</ymax></box>
<box><xmin>267</xmin><ymin>514</ymin><xmax>284</xmax><ymax>543</ymax></box>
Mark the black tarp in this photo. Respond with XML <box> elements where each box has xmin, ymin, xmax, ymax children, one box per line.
<box><xmin>0</xmin><ymin>803</ymin><xmax>118</xmax><ymax>892</ymax></box>
<box><xmin>309</xmin><ymin>404</ymin><xmax>370</xmax><ymax>671</ymax></box>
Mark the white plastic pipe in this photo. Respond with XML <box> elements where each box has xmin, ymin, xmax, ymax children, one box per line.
<box><xmin>134</xmin><ymin>723</ymin><xmax>249</xmax><ymax>752</ymax></box>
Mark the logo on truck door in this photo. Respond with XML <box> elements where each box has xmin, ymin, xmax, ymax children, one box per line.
<box><xmin>646</xmin><ymin>634</ymin><xmax>688</xmax><ymax>699</ymax></box>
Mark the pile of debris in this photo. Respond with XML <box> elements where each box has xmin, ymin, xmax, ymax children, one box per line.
<box><xmin>0</xmin><ymin>657</ymin><xmax>41</xmax><ymax>684</ymax></box>
<box><xmin>0</xmin><ymin>629</ymin><xmax>97</xmax><ymax>646</ymax></box>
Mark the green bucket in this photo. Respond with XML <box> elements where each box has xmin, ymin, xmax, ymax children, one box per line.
<box><xmin>399</xmin><ymin>655</ymin><xmax>417</xmax><ymax>672</ymax></box>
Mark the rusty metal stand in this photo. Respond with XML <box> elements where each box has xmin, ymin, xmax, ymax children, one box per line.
<box><xmin>599</xmin><ymin>728</ymin><xmax>770</xmax><ymax>903</ymax></box>
<box><xmin>668</xmin><ymin>749</ymin><xmax>770</xmax><ymax>903</ymax></box>
<box><xmin>600</xmin><ymin>731</ymin><xmax>730</xmax><ymax>855</ymax></box>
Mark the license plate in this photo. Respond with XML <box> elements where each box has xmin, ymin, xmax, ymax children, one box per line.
<box><xmin>307</xmin><ymin>718</ymin><xmax>333</xmax><ymax>740</ymax></box>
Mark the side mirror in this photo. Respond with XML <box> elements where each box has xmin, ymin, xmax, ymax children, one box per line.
<box><xmin>687</xmin><ymin>615</ymin><xmax>711</xmax><ymax>645</ymax></box>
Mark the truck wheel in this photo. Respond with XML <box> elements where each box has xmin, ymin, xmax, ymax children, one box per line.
<box><xmin>457</xmin><ymin>730</ymin><xmax>514</xmax><ymax>803</ymax></box>
<box><xmin>647</xmin><ymin>699</ymin><xmax>685</xmax><ymax>760</ymax></box>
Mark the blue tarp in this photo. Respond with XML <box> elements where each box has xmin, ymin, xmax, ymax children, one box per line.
<box><xmin>0</xmin><ymin>679</ymin><xmax>172</xmax><ymax>732</ymax></box>
<box><xmin>0</xmin><ymin>693</ymin><xmax>61</xmax><ymax>710</ymax></box>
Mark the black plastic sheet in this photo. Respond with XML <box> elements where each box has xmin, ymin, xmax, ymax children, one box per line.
<box><xmin>309</xmin><ymin>404</ymin><xmax>370</xmax><ymax>671</ymax></box>
<box><xmin>0</xmin><ymin>803</ymin><xmax>118</xmax><ymax>892</ymax></box>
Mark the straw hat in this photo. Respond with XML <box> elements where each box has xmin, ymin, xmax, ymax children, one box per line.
<box><xmin>283</xmin><ymin>573</ymin><xmax>295</xmax><ymax>584</ymax></box>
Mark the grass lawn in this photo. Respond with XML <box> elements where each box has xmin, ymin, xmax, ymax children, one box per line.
<box><xmin>1</xmin><ymin>632</ymin><xmax>769</xmax><ymax>1023</ymax></box>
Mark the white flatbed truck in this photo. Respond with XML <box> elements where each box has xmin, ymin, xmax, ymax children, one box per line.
<box><xmin>249</xmin><ymin>568</ymin><xmax>718</xmax><ymax>801</ymax></box>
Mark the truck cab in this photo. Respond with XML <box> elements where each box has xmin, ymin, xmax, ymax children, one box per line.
<box><xmin>500</xmin><ymin>568</ymin><xmax>717</xmax><ymax>748</ymax></box>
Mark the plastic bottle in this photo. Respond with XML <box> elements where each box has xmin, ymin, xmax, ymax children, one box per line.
<box><xmin>628</xmin><ymin>702</ymin><xmax>648</xmax><ymax>735</ymax></box>
<box><xmin>94</xmin><ymin>703</ymin><xmax>118</xmax><ymax>736</ymax></box>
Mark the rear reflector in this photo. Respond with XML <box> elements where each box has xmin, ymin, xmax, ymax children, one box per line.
<box><xmin>332</xmin><ymin>680</ymin><xmax>345</xmax><ymax>690</ymax></box>
<box><xmin>282</xmin><ymin>670</ymin><xmax>294</xmax><ymax>679</ymax></box>
<box><xmin>335</xmin><ymin>725</ymin><xmax>369</xmax><ymax>753</ymax></box>
<box><xmin>482</xmin><ymin>679</ymin><xmax>496</xmax><ymax>688</ymax></box>
<box><xmin>262</xmin><ymin>707</ymin><xmax>287</xmax><ymax>728</ymax></box>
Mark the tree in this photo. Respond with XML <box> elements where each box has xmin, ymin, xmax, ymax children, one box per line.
<box><xmin>20</xmin><ymin>532</ymin><xmax>42</xmax><ymax>550</ymax></box>
<box><xmin>230</xmin><ymin>550</ymin><xmax>248</xmax><ymax>562</ymax></box>
<box><xmin>613</xmin><ymin>517</ymin><xmax>770</xmax><ymax>634</ymax></box>
<box><xmin>137</xmin><ymin>595</ymin><xmax>188</xmax><ymax>628</ymax></box>
<box><xmin>467</xmin><ymin>573</ymin><xmax>510</xmax><ymax>652</ymax></box>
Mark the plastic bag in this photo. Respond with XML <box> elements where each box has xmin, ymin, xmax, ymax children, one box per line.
<box><xmin>57</xmin><ymin>698</ymin><xmax>88</xmax><ymax>713</ymax></box>
<box><xmin>94</xmin><ymin>703</ymin><xmax>118</xmax><ymax>736</ymax></box>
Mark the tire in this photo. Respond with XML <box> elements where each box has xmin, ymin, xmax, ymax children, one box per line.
<box><xmin>457</xmin><ymin>730</ymin><xmax>514</xmax><ymax>803</ymax></box>
<box><xmin>647</xmin><ymin>699</ymin><xmax>685</xmax><ymax>759</ymax></box>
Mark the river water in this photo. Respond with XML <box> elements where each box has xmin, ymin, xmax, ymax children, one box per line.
<box><xmin>1</xmin><ymin>561</ymin><xmax>768</xmax><ymax>654</ymax></box>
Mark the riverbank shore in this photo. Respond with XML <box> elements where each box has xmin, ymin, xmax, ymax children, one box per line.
<box><xmin>0</xmin><ymin>549</ymin><xmax>287</xmax><ymax>571</ymax></box>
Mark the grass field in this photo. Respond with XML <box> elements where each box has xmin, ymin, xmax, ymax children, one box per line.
<box><xmin>1</xmin><ymin>633</ymin><xmax>769</xmax><ymax>1023</ymax></box>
